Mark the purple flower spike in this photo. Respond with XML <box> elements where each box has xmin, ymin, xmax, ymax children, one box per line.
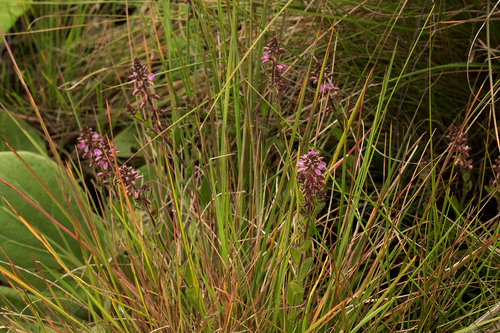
<box><xmin>446</xmin><ymin>125</ymin><xmax>473</xmax><ymax>171</ymax></box>
<box><xmin>296</xmin><ymin>151</ymin><xmax>327</xmax><ymax>215</ymax></box>
<box><xmin>76</xmin><ymin>124</ymin><xmax>151</xmax><ymax>209</ymax></box>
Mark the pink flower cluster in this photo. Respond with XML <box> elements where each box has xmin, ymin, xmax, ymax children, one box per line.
<box><xmin>490</xmin><ymin>156</ymin><xmax>500</xmax><ymax>186</ymax></box>
<box><xmin>127</xmin><ymin>58</ymin><xmax>167</xmax><ymax>137</ymax></box>
<box><xmin>77</xmin><ymin>125</ymin><xmax>119</xmax><ymax>170</ymax></box>
<box><xmin>310</xmin><ymin>60</ymin><xmax>340</xmax><ymax>96</ymax></box>
<box><xmin>446</xmin><ymin>125</ymin><xmax>473</xmax><ymax>171</ymax></box>
<box><xmin>261</xmin><ymin>36</ymin><xmax>286</xmax><ymax>91</ymax></box>
<box><xmin>77</xmin><ymin>125</ymin><xmax>151</xmax><ymax>208</ymax></box>
<box><xmin>296</xmin><ymin>151</ymin><xmax>327</xmax><ymax>214</ymax></box>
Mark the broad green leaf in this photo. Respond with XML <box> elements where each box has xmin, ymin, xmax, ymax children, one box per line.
<box><xmin>287</xmin><ymin>309</ymin><xmax>303</xmax><ymax>322</ymax></box>
<box><xmin>0</xmin><ymin>0</ymin><xmax>30</xmax><ymax>40</ymax></box>
<box><xmin>199</xmin><ymin>178</ymin><xmax>211</xmax><ymax>205</ymax></box>
<box><xmin>291</xmin><ymin>248</ymin><xmax>301</xmax><ymax>266</ymax></box>
<box><xmin>186</xmin><ymin>287</ymin><xmax>201</xmax><ymax>312</ymax></box>
<box><xmin>113</xmin><ymin>124</ymin><xmax>143</xmax><ymax>157</ymax></box>
<box><xmin>134</xmin><ymin>113</ymin><xmax>144</xmax><ymax>121</ymax></box>
<box><xmin>0</xmin><ymin>112</ymin><xmax>45</xmax><ymax>153</ymax></box>
<box><xmin>299</xmin><ymin>239</ymin><xmax>312</xmax><ymax>252</ymax></box>
<box><xmin>298</xmin><ymin>257</ymin><xmax>314</xmax><ymax>281</ymax></box>
<box><xmin>145</xmin><ymin>131</ymin><xmax>163</xmax><ymax>141</ymax></box>
<box><xmin>0</xmin><ymin>152</ymin><xmax>89</xmax><ymax>291</ymax></box>
<box><xmin>151</xmin><ymin>199</ymin><xmax>158</xmax><ymax>219</ymax></box>
<box><xmin>0</xmin><ymin>286</ymin><xmax>38</xmax><ymax>314</ymax></box>
<box><xmin>286</xmin><ymin>281</ymin><xmax>304</xmax><ymax>306</ymax></box>
<box><xmin>260</xmin><ymin>98</ymin><xmax>269</xmax><ymax>117</ymax></box>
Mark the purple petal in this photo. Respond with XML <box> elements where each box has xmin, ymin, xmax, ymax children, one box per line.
<box><xmin>260</xmin><ymin>52</ymin><xmax>269</xmax><ymax>61</ymax></box>
<box><xmin>92</xmin><ymin>133</ymin><xmax>100</xmax><ymax>138</ymax></box>
<box><xmin>148</xmin><ymin>73</ymin><xmax>156</xmax><ymax>81</ymax></box>
<box><xmin>148</xmin><ymin>81</ymin><xmax>154</xmax><ymax>85</ymax></box>
<box><xmin>277</xmin><ymin>64</ymin><xmax>286</xmax><ymax>71</ymax></box>
<box><xmin>297</xmin><ymin>160</ymin><xmax>304</xmax><ymax>166</ymax></box>
<box><xmin>103</xmin><ymin>162</ymin><xmax>108</xmax><ymax>169</ymax></box>
<box><xmin>325</xmin><ymin>83</ymin><xmax>333</xmax><ymax>90</ymax></box>
<box><xmin>318</xmin><ymin>162</ymin><xmax>326</xmax><ymax>169</ymax></box>
<box><xmin>319</xmin><ymin>85</ymin><xmax>324</xmax><ymax>93</ymax></box>
<box><xmin>298</xmin><ymin>167</ymin><xmax>306</xmax><ymax>172</ymax></box>
<box><xmin>129</xmin><ymin>80</ymin><xmax>136</xmax><ymax>84</ymax></box>
<box><xmin>315</xmin><ymin>169</ymin><xmax>322</xmax><ymax>175</ymax></box>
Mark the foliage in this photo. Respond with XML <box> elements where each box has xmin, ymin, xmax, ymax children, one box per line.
<box><xmin>0</xmin><ymin>0</ymin><xmax>30</xmax><ymax>40</ymax></box>
<box><xmin>0</xmin><ymin>0</ymin><xmax>499</xmax><ymax>332</ymax></box>
<box><xmin>0</xmin><ymin>112</ymin><xmax>45</xmax><ymax>153</ymax></box>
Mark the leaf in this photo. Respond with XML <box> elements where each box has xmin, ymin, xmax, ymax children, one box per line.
<box><xmin>0</xmin><ymin>112</ymin><xmax>45</xmax><ymax>153</ymax></box>
<box><xmin>0</xmin><ymin>152</ymin><xmax>89</xmax><ymax>291</ymax></box>
<box><xmin>0</xmin><ymin>286</ymin><xmax>38</xmax><ymax>313</ymax></box>
<box><xmin>0</xmin><ymin>0</ymin><xmax>30</xmax><ymax>42</ymax></box>
<box><xmin>186</xmin><ymin>287</ymin><xmax>201</xmax><ymax>311</ymax></box>
<box><xmin>113</xmin><ymin>124</ymin><xmax>143</xmax><ymax>157</ymax></box>
<box><xmin>287</xmin><ymin>309</ymin><xmax>303</xmax><ymax>322</ymax></box>
<box><xmin>260</xmin><ymin>98</ymin><xmax>269</xmax><ymax>117</ymax></box>
<box><xmin>299</xmin><ymin>239</ymin><xmax>312</xmax><ymax>252</ymax></box>
<box><xmin>184</xmin><ymin>267</ymin><xmax>194</xmax><ymax>286</ymax></box>
<box><xmin>199</xmin><ymin>178</ymin><xmax>211</xmax><ymax>205</ymax></box>
<box><xmin>151</xmin><ymin>199</ymin><xmax>158</xmax><ymax>219</ymax></box>
<box><xmin>298</xmin><ymin>257</ymin><xmax>314</xmax><ymax>281</ymax></box>
<box><xmin>331</xmin><ymin>127</ymin><xmax>342</xmax><ymax>140</ymax></box>
<box><xmin>146</xmin><ymin>131</ymin><xmax>163</xmax><ymax>142</ymax></box>
<box><xmin>137</xmin><ymin>164</ymin><xmax>161</xmax><ymax>200</ymax></box>
<box><xmin>291</xmin><ymin>248</ymin><xmax>301</xmax><ymax>266</ymax></box>
<box><xmin>286</xmin><ymin>281</ymin><xmax>304</xmax><ymax>306</ymax></box>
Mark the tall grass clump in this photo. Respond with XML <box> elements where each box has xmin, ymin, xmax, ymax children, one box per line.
<box><xmin>0</xmin><ymin>0</ymin><xmax>499</xmax><ymax>332</ymax></box>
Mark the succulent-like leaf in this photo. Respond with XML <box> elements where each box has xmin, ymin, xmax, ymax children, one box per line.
<box><xmin>0</xmin><ymin>152</ymin><xmax>88</xmax><ymax>291</ymax></box>
<box><xmin>0</xmin><ymin>112</ymin><xmax>45</xmax><ymax>153</ymax></box>
<box><xmin>0</xmin><ymin>0</ymin><xmax>30</xmax><ymax>42</ymax></box>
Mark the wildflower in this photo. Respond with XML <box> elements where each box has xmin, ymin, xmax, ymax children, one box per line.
<box><xmin>147</xmin><ymin>73</ymin><xmax>156</xmax><ymax>85</ymax></box>
<box><xmin>260</xmin><ymin>52</ymin><xmax>270</xmax><ymax>63</ymax></box>
<box><xmin>77</xmin><ymin>126</ymin><xmax>151</xmax><ymax>208</ymax></box>
<box><xmin>77</xmin><ymin>126</ymin><xmax>100</xmax><ymax>153</ymax></box>
<box><xmin>125</xmin><ymin>104</ymin><xmax>136</xmax><ymax>116</ymax></box>
<box><xmin>117</xmin><ymin>165</ymin><xmax>144</xmax><ymax>199</ymax></box>
<box><xmin>261</xmin><ymin>36</ymin><xmax>287</xmax><ymax>91</ymax></box>
<box><xmin>446</xmin><ymin>125</ymin><xmax>473</xmax><ymax>171</ymax></box>
<box><xmin>310</xmin><ymin>60</ymin><xmax>340</xmax><ymax>98</ymax></box>
<box><xmin>296</xmin><ymin>151</ymin><xmax>327</xmax><ymax>214</ymax></box>
<box><xmin>490</xmin><ymin>156</ymin><xmax>500</xmax><ymax>186</ymax></box>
